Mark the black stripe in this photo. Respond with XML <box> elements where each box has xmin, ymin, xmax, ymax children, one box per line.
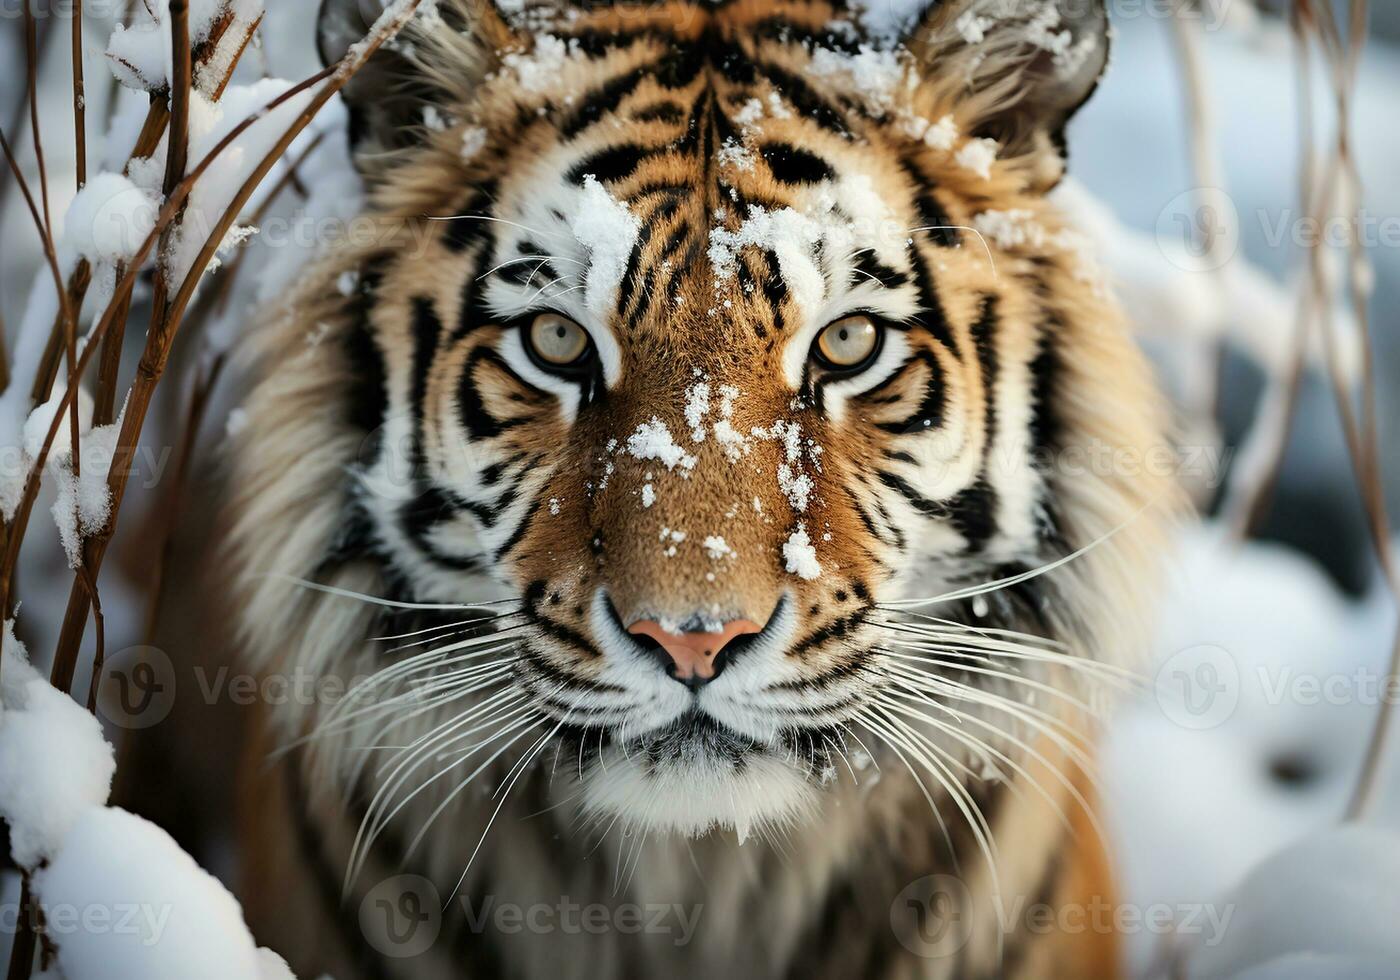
<box><xmin>632</xmin><ymin>101</ymin><xmax>685</xmax><ymax>123</ymax></box>
<box><xmin>759</xmin><ymin>141</ymin><xmax>835</xmax><ymax>184</ymax></box>
<box><xmin>950</xmin><ymin>295</ymin><xmax>1001</xmax><ymax>551</ymax></box>
<box><xmin>561</xmin><ymin>64</ymin><xmax>652</xmax><ymax>138</ymax></box>
<box><xmin>616</xmin><ymin>195</ymin><xmax>679</xmax><ymax>316</ymax></box>
<box><xmin>457</xmin><ymin>347</ymin><xmax>526</xmax><ymax>440</ymax></box>
<box><xmin>567</xmin><ymin>142</ymin><xmax>648</xmax><ymax>183</ymax></box>
<box><xmin>897</xmin><ymin>154</ymin><xmax>960</xmax><ymax>248</ymax></box>
<box><xmin>758</xmin><ymin>249</ymin><xmax>786</xmax><ymax>338</ymax></box>
<box><xmin>1029</xmin><ymin>318</ymin><xmax>1061</xmax><ymax>456</ymax></box>
<box><xmin>754</xmin><ymin>61</ymin><xmax>851</xmax><ymax>137</ymax></box>
<box><xmin>654</xmin><ymin>40</ymin><xmax>706</xmax><ymax>88</ymax></box>
<box><xmin>871</xmin><ymin>350</ymin><xmax>945</xmax><ymax>435</ymax></box>
<box><xmin>877</xmin><ymin>470</ymin><xmax>949</xmax><ymax>519</ymax></box>
<box><xmin>343</xmin><ymin>262</ymin><xmax>388</xmax><ymax>434</ymax></box>
<box><xmin>441</xmin><ymin>183</ymin><xmax>497</xmax><ymax>252</ymax></box>
<box><xmin>851</xmin><ymin>249</ymin><xmax>909</xmax><ymax>289</ymax></box>
<box><xmin>399</xmin><ymin>486</ymin><xmax>484</xmax><ymax>570</ymax></box>
<box><xmin>905</xmin><ymin>247</ymin><xmax>958</xmax><ymax>356</ymax></box>
<box><xmin>493</xmin><ymin>496</ymin><xmax>542</xmax><ymax>561</ymax></box>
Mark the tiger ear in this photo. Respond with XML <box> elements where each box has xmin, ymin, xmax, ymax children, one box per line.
<box><xmin>904</xmin><ymin>0</ymin><xmax>1110</xmax><ymax>189</ymax></box>
<box><xmin>316</xmin><ymin>0</ymin><xmax>517</xmax><ymax>159</ymax></box>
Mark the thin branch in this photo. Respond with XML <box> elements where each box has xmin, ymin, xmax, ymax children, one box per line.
<box><xmin>163</xmin><ymin>1</ymin><xmax>191</xmax><ymax>195</ymax></box>
<box><xmin>0</xmin><ymin>123</ymin><xmax>76</xmax><ymax>437</ymax></box>
<box><xmin>41</xmin><ymin>1</ymin><xmax>425</xmax><ymax>694</ymax></box>
<box><xmin>72</xmin><ymin>0</ymin><xmax>87</xmax><ymax>191</ymax></box>
<box><xmin>0</xmin><ymin>65</ymin><xmax>338</xmax><ymax>630</ymax></box>
<box><xmin>22</xmin><ymin>2</ymin><xmax>53</xmax><ymax>242</ymax></box>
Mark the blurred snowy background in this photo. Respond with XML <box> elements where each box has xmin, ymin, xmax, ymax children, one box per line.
<box><xmin>1</xmin><ymin>1</ymin><xmax>1398</xmax><ymax>977</ymax></box>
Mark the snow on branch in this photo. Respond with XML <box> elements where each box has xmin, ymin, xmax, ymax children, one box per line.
<box><xmin>0</xmin><ymin>624</ymin><xmax>297</xmax><ymax>978</ymax></box>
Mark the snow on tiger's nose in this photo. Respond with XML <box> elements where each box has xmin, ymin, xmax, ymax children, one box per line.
<box><xmin>580</xmin><ymin>374</ymin><xmax>829</xmax><ymax>584</ymax></box>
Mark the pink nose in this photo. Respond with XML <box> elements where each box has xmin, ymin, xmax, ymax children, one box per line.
<box><xmin>627</xmin><ymin>618</ymin><xmax>763</xmax><ymax>683</ymax></box>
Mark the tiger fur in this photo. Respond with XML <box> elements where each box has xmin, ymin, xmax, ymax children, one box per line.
<box><xmin>226</xmin><ymin>0</ymin><xmax>1177</xmax><ymax>976</ymax></box>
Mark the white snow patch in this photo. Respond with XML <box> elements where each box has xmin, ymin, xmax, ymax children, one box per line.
<box><xmin>225</xmin><ymin>407</ymin><xmax>249</xmax><ymax>438</ymax></box>
<box><xmin>0</xmin><ymin>622</ymin><xmax>115</xmax><ymax>870</ymax></box>
<box><xmin>717</xmin><ymin>138</ymin><xmax>755</xmax><ymax>172</ymax></box>
<box><xmin>684</xmin><ymin>382</ymin><xmax>711</xmax><ymax>441</ymax></box>
<box><xmin>106</xmin><ymin>0</ymin><xmax>265</xmax><ymax>94</ymax></box>
<box><xmin>1185</xmin><ymin>827</ymin><xmax>1400</xmax><ymax>979</ymax></box>
<box><xmin>777</xmin><ymin>463</ymin><xmax>815</xmax><ymax>512</ymax></box>
<box><xmin>956</xmin><ymin>10</ymin><xmax>995</xmax><ymax>44</ymax></box>
<box><xmin>570</xmin><ymin>175</ymin><xmax>641</xmax><ymax>321</ymax></box>
<box><xmin>923</xmin><ymin>114</ymin><xmax>959</xmax><ymax>151</ymax></box>
<box><xmin>702</xmin><ymin>536</ymin><xmax>733</xmax><ymax>561</ymax></box>
<box><xmin>626</xmin><ymin>418</ymin><xmax>696</xmax><ymax>472</ymax></box>
<box><xmin>460</xmin><ymin>125</ymin><xmax>488</xmax><ymax>161</ymax></box>
<box><xmin>712</xmin><ymin>385</ymin><xmax>749</xmax><ymax>461</ymax></box>
<box><xmin>23</xmin><ymin>384</ymin><xmax>94</xmax><ymax>461</ymax></box>
<box><xmin>422</xmin><ymin>105</ymin><xmax>448</xmax><ymax>132</ymax></box>
<box><xmin>51</xmin><ymin>415</ymin><xmax>124</xmax><ymax>568</ymax></box>
<box><xmin>709</xmin><ymin>183</ymin><xmax>893</xmax><ymax>312</ymax></box>
<box><xmin>34</xmin><ymin>806</ymin><xmax>289</xmax><ymax>979</ymax></box>
<box><xmin>807</xmin><ymin>44</ymin><xmax>906</xmax><ymax>118</ymax></box>
<box><xmin>782</xmin><ymin>524</ymin><xmax>822</xmax><ymax>580</ymax></box>
<box><xmin>61</xmin><ymin>173</ymin><xmax>160</xmax><ymax>266</ymax></box>
<box><xmin>502</xmin><ymin>34</ymin><xmax>573</xmax><ymax>93</ymax></box>
<box><xmin>955</xmin><ymin>137</ymin><xmax>1000</xmax><ymax>180</ymax></box>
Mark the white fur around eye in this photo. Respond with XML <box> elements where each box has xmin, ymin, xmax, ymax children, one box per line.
<box><xmin>498</xmin><ymin>329</ymin><xmax>584</xmax><ymax>422</ymax></box>
<box><xmin>820</xmin><ymin>329</ymin><xmax>911</xmax><ymax>424</ymax></box>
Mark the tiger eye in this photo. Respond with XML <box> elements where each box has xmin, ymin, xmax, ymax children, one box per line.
<box><xmin>816</xmin><ymin>316</ymin><xmax>880</xmax><ymax>369</ymax></box>
<box><xmin>528</xmin><ymin>313</ymin><xmax>590</xmax><ymax>366</ymax></box>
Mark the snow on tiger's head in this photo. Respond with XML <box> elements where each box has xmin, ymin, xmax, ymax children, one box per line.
<box><xmin>230</xmin><ymin>0</ymin><xmax>1174</xmax><ymax>837</ymax></box>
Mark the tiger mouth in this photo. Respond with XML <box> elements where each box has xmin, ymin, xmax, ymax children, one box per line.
<box><xmin>559</xmin><ymin>708</ymin><xmax>835</xmax><ymax>775</ymax></box>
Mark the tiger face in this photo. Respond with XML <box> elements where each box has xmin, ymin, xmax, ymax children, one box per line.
<box><xmin>235</xmin><ymin>0</ymin><xmax>1171</xmax><ymax>843</ymax></box>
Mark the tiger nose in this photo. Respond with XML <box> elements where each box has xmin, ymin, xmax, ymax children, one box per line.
<box><xmin>627</xmin><ymin>618</ymin><xmax>763</xmax><ymax>688</ymax></box>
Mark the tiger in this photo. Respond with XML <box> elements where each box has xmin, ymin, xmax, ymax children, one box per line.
<box><xmin>225</xmin><ymin>0</ymin><xmax>1176</xmax><ymax>977</ymax></box>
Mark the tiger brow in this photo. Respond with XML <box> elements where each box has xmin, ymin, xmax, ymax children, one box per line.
<box><xmin>425</xmin><ymin>213</ymin><xmax>571</xmax><ymax>242</ymax></box>
<box><xmin>478</xmin><ymin>254</ymin><xmax>585</xmax><ymax>281</ymax></box>
<box><xmin>905</xmin><ymin>224</ymin><xmax>1000</xmax><ymax>279</ymax></box>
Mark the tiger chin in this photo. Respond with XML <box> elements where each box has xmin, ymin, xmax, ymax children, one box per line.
<box><xmin>225</xmin><ymin>0</ymin><xmax>1176</xmax><ymax>977</ymax></box>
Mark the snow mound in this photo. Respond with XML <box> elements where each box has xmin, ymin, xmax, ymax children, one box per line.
<box><xmin>1186</xmin><ymin>826</ymin><xmax>1400</xmax><ymax>980</ymax></box>
<box><xmin>34</xmin><ymin>807</ymin><xmax>274</xmax><ymax>980</ymax></box>
<box><xmin>0</xmin><ymin>624</ymin><xmax>115</xmax><ymax>869</ymax></box>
